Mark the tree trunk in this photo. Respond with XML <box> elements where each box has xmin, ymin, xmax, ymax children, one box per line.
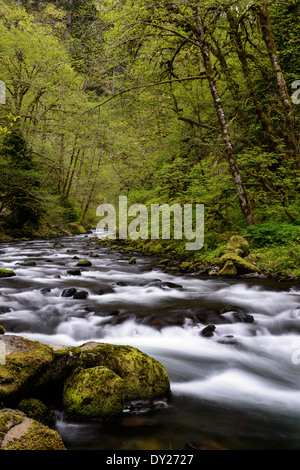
<box><xmin>194</xmin><ymin>8</ymin><xmax>255</xmax><ymax>226</ymax></box>
<box><xmin>226</xmin><ymin>9</ymin><xmax>279</xmax><ymax>151</ymax></box>
<box><xmin>258</xmin><ymin>2</ymin><xmax>299</xmax><ymax>168</ymax></box>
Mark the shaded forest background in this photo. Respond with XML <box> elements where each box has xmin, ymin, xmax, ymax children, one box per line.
<box><xmin>0</xmin><ymin>0</ymin><xmax>299</xmax><ymax>276</ymax></box>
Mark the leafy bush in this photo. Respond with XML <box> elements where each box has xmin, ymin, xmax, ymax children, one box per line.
<box><xmin>241</xmin><ymin>222</ymin><xmax>300</xmax><ymax>247</ymax></box>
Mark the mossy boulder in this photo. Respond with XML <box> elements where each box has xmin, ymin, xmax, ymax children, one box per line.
<box><xmin>0</xmin><ymin>409</ymin><xmax>66</xmax><ymax>450</ymax></box>
<box><xmin>0</xmin><ymin>335</ymin><xmax>54</xmax><ymax>406</ymax></box>
<box><xmin>33</xmin><ymin>345</ymin><xmax>81</xmax><ymax>391</ymax></box>
<box><xmin>63</xmin><ymin>366</ymin><xmax>125</xmax><ymax>420</ymax></box>
<box><xmin>0</xmin><ymin>325</ymin><xmax>5</xmax><ymax>335</ymax></box>
<box><xmin>76</xmin><ymin>259</ymin><xmax>92</xmax><ymax>267</ymax></box>
<box><xmin>219</xmin><ymin>252</ymin><xmax>260</xmax><ymax>274</ymax></box>
<box><xmin>78</xmin><ymin>342</ymin><xmax>170</xmax><ymax>401</ymax></box>
<box><xmin>128</xmin><ymin>257</ymin><xmax>136</xmax><ymax>265</ymax></box>
<box><xmin>179</xmin><ymin>261</ymin><xmax>192</xmax><ymax>272</ymax></box>
<box><xmin>226</xmin><ymin>235</ymin><xmax>250</xmax><ymax>258</ymax></box>
<box><xmin>218</xmin><ymin>260</ymin><xmax>238</xmax><ymax>277</ymax></box>
<box><xmin>17</xmin><ymin>398</ymin><xmax>54</xmax><ymax>427</ymax></box>
<box><xmin>0</xmin><ymin>269</ymin><xmax>16</xmax><ymax>278</ymax></box>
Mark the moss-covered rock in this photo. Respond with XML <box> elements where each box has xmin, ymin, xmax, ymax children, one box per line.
<box><xmin>0</xmin><ymin>409</ymin><xmax>66</xmax><ymax>450</ymax></box>
<box><xmin>76</xmin><ymin>259</ymin><xmax>92</xmax><ymax>267</ymax></box>
<box><xmin>226</xmin><ymin>235</ymin><xmax>250</xmax><ymax>258</ymax></box>
<box><xmin>128</xmin><ymin>257</ymin><xmax>136</xmax><ymax>264</ymax></box>
<box><xmin>179</xmin><ymin>261</ymin><xmax>192</xmax><ymax>272</ymax></box>
<box><xmin>17</xmin><ymin>398</ymin><xmax>54</xmax><ymax>427</ymax></box>
<box><xmin>217</xmin><ymin>260</ymin><xmax>238</xmax><ymax>277</ymax></box>
<box><xmin>0</xmin><ymin>325</ymin><xmax>5</xmax><ymax>335</ymax></box>
<box><xmin>0</xmin><ymin>269</ymin><xmax>16</xmax><ymax>278</ymax></box>
<box><xmin>78</xmin><ymin>342</ymin><xmax>170</xmax><ymax>401</ymax></box>
<box><xmin>0</xmin><ymin>335</ymin><xmax>54</xmax><ymax>406</ymax></box>
<box><xmin>219</xmin><ymin>252</ymin><xmax>260</xmax><ymax>274</ymax></box>
<box><xmin>32</xmin><ymin>345</ymin><xmax>81</xmax><ymax>393</ymax></box>
<box><xmin>63</xmin><ymin>366</ymin><xmax>124</xmax><ymax>420</ymax></box>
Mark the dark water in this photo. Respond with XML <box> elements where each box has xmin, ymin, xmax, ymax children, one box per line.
<box><xmin>1</xmin><ymin>233</ymin><xmax>300</xmax><ymax>450</ymax></box>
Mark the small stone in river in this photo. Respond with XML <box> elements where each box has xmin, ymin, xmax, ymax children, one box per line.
<box><xmin>62</xmin><ymin>288</ymin><xmax>77</xmax><ymax>297</ymax></box>
<box><xmin>0</xmin><ymin>269</ymin><xmax>16</xmax><ymax>278</ymax></box>
<box><xmin>0</xmin><ymin>306</ymin><xmax>12</xmax><ymax>314</ymax></box>
<box><xmin>77</xmin><ymin>259</ymin><xmax>92</xmax><ymax>267</ymax></box>
<box><xmin>73</xmin><ymin>291</ymin><xmax>89</xmax><ymax>299</ymax></box>
<box><xmin>67</xmin><ymin>269</ymin><xmax>81</xmax><ymax>276</ymax></box>
<box><xmin>128</xmin><ymin>257</ymin><xmax>136</xmax><ymax>264</ymax></box>
<box><xmin>40</xmin><ymin>288</ymin><xmax>51</xmax><ymax>294</ymax></box>
<box><xmin>200</xmin><ymin>324</ymin><xmax>216</xmax><ymax>337</ymax></box>
<box><xmin>21</xmin><ymin>261</ymin><xmax>36</xmax><ymax>266</ymax></box>
<box><xmin>53</xmin><ymin>242</ymin><xmax>64</xmax><ymax>248</ymax></box>
<box><xmin>232</xmin><ymin>311</ymin><xmax>254</xmax><ymax>323</ymax></box>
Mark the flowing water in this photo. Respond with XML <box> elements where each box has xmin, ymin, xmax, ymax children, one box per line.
<box><xmin>1</xmin><ymin>234</ymin><xmax>300</xmax><ymax>450</ymax></box>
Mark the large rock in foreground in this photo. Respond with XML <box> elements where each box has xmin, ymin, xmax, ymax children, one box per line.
<box><xmin>0</xmin><ymin>409</ymin><xmax>66</xmax><ymax>450</ymax></box>
<box><xmin>0</xmin><ymin>335</ymin><xmax>54</xmax><ymax>406</ymax></box>
<box><xmin>63</xmin><ymin>366</ymin><xmax>125</xmax><ymax>420</ymax></box>
<box><xmin>78</xmin><ymin>342</ymin><xmax>171</xmax><ymax>402</ymax></box>
<box><xmin>0</xmin><ymin>335</ymin><xmax>171</xmax><ymax>418</ymax></box>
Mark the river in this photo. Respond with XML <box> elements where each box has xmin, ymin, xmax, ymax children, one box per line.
<box><xmin>0</xmin><ymin>233</ymin><xmax>300</xmax><ymax>450</ymax></box>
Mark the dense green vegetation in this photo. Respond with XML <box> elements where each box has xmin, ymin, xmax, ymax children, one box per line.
<box><xmin>0</xmin><ymin>0</ymin><xmax>299</xmax><ymax>277</ymax></box>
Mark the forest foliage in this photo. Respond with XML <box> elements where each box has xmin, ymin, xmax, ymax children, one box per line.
<box><xmin>0</xmin><ymin>0</ymin><xmax>299</xmax><ymax>271</ymax></box>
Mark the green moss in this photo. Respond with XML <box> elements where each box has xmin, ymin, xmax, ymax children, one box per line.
<box><xmin>218</xmin><ymin>260</ymin><xmax>238</xmax><ymax>277</ymax></box>
<box><xmin>67</xmin><ymin>222</ymin><xmax>87</xmax><ymax>235</ymax></box>
<box><xmin>17</xmin><ymin>398</ymin><xmax>50</xmax><ymax>424</ymax></box>
<box><xmin>78</xmin><ymin>342</ymin><xmax>170</xmax><ymax>401</ymax></box>
<box><xmin>128</xmin><ymin>257</ymin><xmax>136</xmax><ymax>264</ymax></box>
<box><xmin>76</xmin><ymin>259</ymin><xmax>92</xmax><ymax>266</ymax></box>
<box><xmin>3</xmin><ymin>417</ymin><xmax>66</xmax><ymax>450</ymax></box>
<box><xmin>226</xmin><ymin>235</ymin><xmax>250</xmax><ymax>257</ymax></box>
<box><xmin>219</xmin><ymin>252</ymin><xmax>260</xmax><ymax>274</ymax></box>
<box><xmin>0</xmin><ymin>325</ymin><xmax>5</xmax><ymax>335</ymax></box>
<box><xmin>63</xmin><ymin>366</ymin><xmax>124</xmax><ymax>419</ymax></box>
<box><xmin>0</xmin><ymin>337</ymin><xmax>54</xmax><ymax>405</ymax></box>
<box><xmin>0</xmin><ymin>269</ymin><xmax>16</xmax><ymax>278</ymax></box>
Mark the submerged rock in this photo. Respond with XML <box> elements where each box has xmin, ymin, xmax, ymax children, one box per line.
<box><xmin>0</xmin><ymin>409</ymin><xmax>66</xmax><ymax>450</ymax></box>
<box><xmin>21</xmin><ymin>260</ymin><xmax>36</xmax><ymax>267</ymax></box>
<box><xmin>40</xmin><ymin>288</ymin><xmax>51</xmax><ymax>294</ymax></box>
<box><xmin>147</xmin><ymin>281</ymin><xmax>182</xmax><ymax>290</ymax></box>
<box><xmin>61</xmin><ymin>288</ymin><xmax>77</xmax><ymax>297</ymax></box>
<box><xmin>67</xmin><ymin>269</ymin><xmax>81</xmax><ymax>276</ymax></box>
<box><xmin>73</xmin><ymin>291</ymin><xmax>88</xmax><ymax>299</ymax></box>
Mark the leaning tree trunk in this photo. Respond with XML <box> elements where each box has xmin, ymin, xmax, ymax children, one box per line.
<box><xmin>258</xmin><ymin>2</ymin><xmax>299</xmax><ymax>168</ymax></box>
<box><xmin>194</xmin><ymin>8</ymin><xmax>255</xmax><ymax>226</ymax></box>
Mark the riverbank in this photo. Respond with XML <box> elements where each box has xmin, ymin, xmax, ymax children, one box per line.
<box><xmin>1</xmin><ymin>220</ymin><xmax>300</xmax><ymax>281</ymax></box>
<box><xmin>96</xmin><ymin>233</ymin><xmax>300</xmax><ymax>282</ymax></box>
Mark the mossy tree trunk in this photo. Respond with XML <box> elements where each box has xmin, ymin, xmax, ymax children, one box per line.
<box><xmin>258</xmin><ymin>2</ymin><xmax>299</xmax><ymax>168</ymax></box>
<box><xmin>194</xmin><ymin>8</ymin><xmax>255</xmax><ymax>226</ymax></box>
